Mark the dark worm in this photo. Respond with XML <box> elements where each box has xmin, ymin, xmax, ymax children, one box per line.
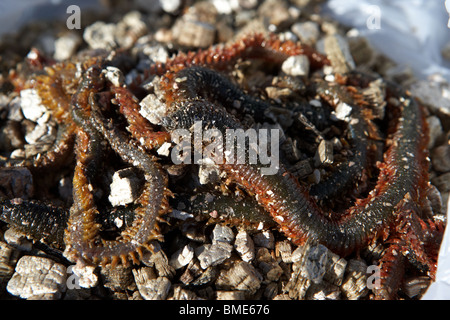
<box><xmin>308</xmin><ymin>78</ymin><xmax>371</xmax><ymax>200</ymax></box>
<box><xmin>163</xmin><ymin>77</ymin><xmax>427</xmax><ymax>256</ymax></box>
<box><xmin>0</xmin><ymin>198</ymin><xmax>68</xmax><ymax>248</ymax></box>
<box><xmin>62</xmin><ymin>65</ymin><xmax>170</xmax><ymax>265</ymax></box>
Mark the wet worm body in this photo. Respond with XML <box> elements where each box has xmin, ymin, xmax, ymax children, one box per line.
<box><xmin>163</xmin><ymin>67</ymin><xmax>427</xmax><ymax>256</ymax></box>
<box><xmin>0</xmin><ymin>198</ymin><xmax>137</xmax><ymax>249</ymax></box>
<box><xmin>111</xmin><ymin>86</ymin><xmax>171</xmax><ymax>151</ymax></box>
<box><xmin>308</xmin><ymin>78</ymin><xmax>371</xmax><ymax>200</ymax></box>
<box><xmin>171</xmin><ymin>66</ymin><xmax>273</xmax><ymax>122</ymax></box>
<box><xmin>180</xmin><ymin>192</ymin><xmax>275</xmax><ymax>227</ymax></box>
<box><xmin>0</xmin><ymin>199</ymin><xmax>68</xmax><ymax>248</ymax></box>
<box><xmin>63</xmin><ymin>65</ymin><xmax>170</xmax><ymax>265</ymax></box>
<box><xmin>0</xmin><ymin>32</ymin><xmax>442</xmax><ymax>297</ymax></box>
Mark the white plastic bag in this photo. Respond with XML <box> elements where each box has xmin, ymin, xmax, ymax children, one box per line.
<box><xmin>323</xmin><ymin>0</ymin><xmax>450</xmax><ymax>82</ymax></box>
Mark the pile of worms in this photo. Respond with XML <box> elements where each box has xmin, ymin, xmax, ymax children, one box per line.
<box><xmin>0</xmin><ymin>32</ymin><xmax>445</xmax><ymax>299</ymax></box>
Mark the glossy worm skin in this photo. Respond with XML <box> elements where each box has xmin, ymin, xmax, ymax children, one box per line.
<box><xmin>0</xmin><ymin>33</ymin><xmax>441</xmax><ymax>291</ymax></box>
<box><xmin>63</xmin><ymin>65</ymin><xmax>169</xmax><ymax>265</ymax></box>
<box><xmin>164</xmin><ymin>70</ymin><xmax>427</xmax><ymax>256</ymax></box>
<box><xmin>0</xmin><ymin>198</ymin><xmax>137</xmax><ymax>249</ymax></box>
<box><xmin>0</xmin><ymin>198</ymin><xmax>68</xmax><ymax>248</ymax></box>
<box><xmin>151</xmin><ymin>33</ymin><xmax>329</xmax><ymax>79</ymax></box>
<box><xmin>171</xmin><ymin>66</ymin><xmax>272</xmax><ymax>122</ymax></box>
<box><xmin>181</xmin><ymin>191</ymin><xmax>275</xmax><ymax>227</ymax></box>
<box><xmin>111</xmin><ymin>86</ymin><xmax>171</xmax><ymax>151</ymax></box>
<box><xmin>308</xmin><ymin>79</ymin><xmax>370</xmax><ymax>200</ymax></box>
<box><xmin>234</xmin><ymin>87</ymin><xmax>426</xmax><ymax>255</ymax></box>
